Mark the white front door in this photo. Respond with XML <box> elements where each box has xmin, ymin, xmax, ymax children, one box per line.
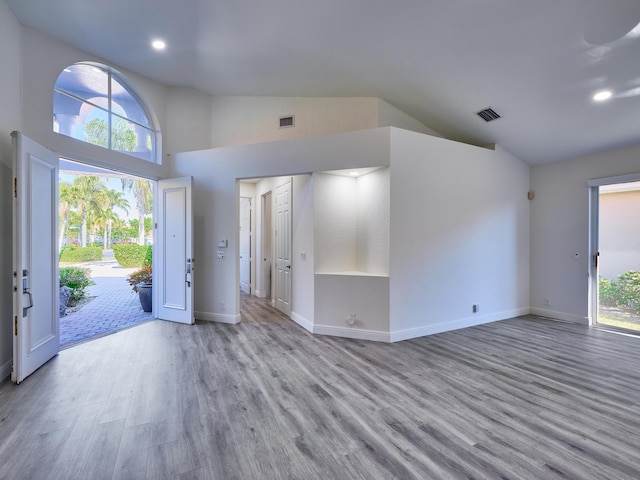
<box><xmin>275</xmin><ymin>179</ymin><xmax>292</xmax><ymax>316</ymax></box>
<box><xmin>239</xmin><ymin>196</ymin><xmax>251</xmax><ymax>294</ymax></box>
<box><xmin>12</xmin><ymin>132</ymin><xmax>60</xmax><ymax>384</ymax></box>
<box><xmin>156</xmin><ymin>177</ymin><xmax>194</xmax><ymax>324</ymax></box>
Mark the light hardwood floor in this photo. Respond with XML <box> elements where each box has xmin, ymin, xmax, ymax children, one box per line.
<box><xmin>2</xmin><ymin>295</ymin><xmax>640</xmax><ymax>479</ymax></box>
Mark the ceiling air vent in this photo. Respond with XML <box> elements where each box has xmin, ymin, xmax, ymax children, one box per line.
<box><xmin>279</xmin><ymin>115</ymin><xmax>295</xmax><ymax>128</ymax></box>
<box><xmin>476</xmin><ymin>107</ymin><xmax>501</xmax><ymax>122</ymax></box>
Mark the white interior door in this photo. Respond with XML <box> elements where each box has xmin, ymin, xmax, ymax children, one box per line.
<box><xmin>12</xmin><ymin>132</ymin><xmax>59</xmax><ymax>384</ymax></box>
<box><xmin>239</xmin><ymin>196</ymin><xmax>251</xmax><ymax>294</ymax></box>
<box><xmin>275</xmin><ymin>179</ymin><xmax>292</xmax><ymax>316</ymax></box>
<box><xmin>157</xmin><ymin>176</ymin><xmax>194</xmax><ymax>324</ymax></box>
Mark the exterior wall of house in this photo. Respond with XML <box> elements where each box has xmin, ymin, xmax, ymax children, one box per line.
<box><xmin>598</xmin><ymin>188</ymin><xmax>640</xmax><ymax>280</ymax></box>
<box><xmin>0</xmin><ymin>0</ymin><xmax>22</xmax><ymax>380</ymax></box>
<box><xmin>530</xmin><ymin>143</ymin><xmax>640</xmax><ymax>323</ymax></box>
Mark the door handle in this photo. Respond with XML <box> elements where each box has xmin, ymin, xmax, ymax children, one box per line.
<box><xmin>286</xmin><ymin>265</ymin><xmax>291</xmax><ymax>269</ymax></box>
<box><xmin>23</xmin><ymin>290</ymin><xmax>33</xmax><ymax>317</ymax></box>
<box><xmin>22</xmin><ymin>270</ymin><xmax>33</xmax><ymax>317</ymax></box>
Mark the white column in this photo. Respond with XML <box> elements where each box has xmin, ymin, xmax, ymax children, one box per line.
<box><xmin>54</xmin><ymin>113</ymin><xmax>79</xmax><ymax>137</ymax></box>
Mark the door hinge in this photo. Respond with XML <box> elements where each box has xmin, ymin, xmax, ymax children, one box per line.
<box><xmin>14</xmin><ymin>178</ymin><xmax>17</xmax><ymax>198</ymax></box>
<box><xmin>14</xmin><ymin>316</ymin><xmax>18</xmax><ymax>336</ymax></box>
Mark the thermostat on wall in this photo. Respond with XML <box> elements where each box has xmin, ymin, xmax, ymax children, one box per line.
<box><xmin>218</xmin><ymin>239</ymin><xmax>228</xmax><ymax>248</ymax></box>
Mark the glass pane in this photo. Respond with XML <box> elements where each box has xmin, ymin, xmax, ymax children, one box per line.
<box><xmin>112</xmin><ymin>115</ymin><xmax>154</xmax><ymax>162</ymax></box>
<box><xmin>54</xmin><ymin>64</ymin><xmax>109</xmax><ymax>106</ymax></box>
<box><xmin>81</xmin><ymin>107</ymin><xmax>110</xmax><ymax>148</ymax></box>
<box><xmin>111</xmin><ymin>75</ymin><xmax>150</xmax><ymax>127</ymax></box>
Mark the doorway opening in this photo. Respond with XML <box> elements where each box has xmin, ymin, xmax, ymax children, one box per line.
<box><xmin>58</xmin><ymin>159</ymin><xmax>154</xmax><ymax>347</ymax></box>
<box><xmin>239</xmin><ymin>176</ymin><xmax>293</xmax><ymax>317</ymax></box>
<box><xmin>593</xmin><ymin>180</ymin><xmax>640</xmax><ymax>333</ymax></box>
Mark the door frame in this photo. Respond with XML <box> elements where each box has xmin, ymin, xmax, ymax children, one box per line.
<box><xmin>588</xmin><ymin>172</ymin><xmax>640</xmax><ymax>326</ymax></box>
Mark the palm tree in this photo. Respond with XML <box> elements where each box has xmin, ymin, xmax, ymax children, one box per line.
<box><xmin>69</xmin><ymin>176</ymin><xmax>109</xmax><ymax>248</ymax></box>
<box><xmin>98</xmin><ymin>189</ymin><xmax>130</xmax><ymax>250</ymax></box>
<box><xmin>58</xmin><ymin>182</ymin><xmax>74</xmax><ymax>251</ymax></box>
<box><xmin>121</xmin><ymin>178</ymin><xmax>152</xmax><ymax>245</ymax></box>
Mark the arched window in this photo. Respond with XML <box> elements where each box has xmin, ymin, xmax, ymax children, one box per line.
<box><xmin>53</xmin><ymin>63</ymin><xmax>160</xmax><ymax>163</ymax></box>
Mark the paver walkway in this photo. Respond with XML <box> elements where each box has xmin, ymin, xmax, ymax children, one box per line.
<box><xmin>60</xmin><ymin>260</ymin><xmax>153</xmax><ymax>347</ymax></box>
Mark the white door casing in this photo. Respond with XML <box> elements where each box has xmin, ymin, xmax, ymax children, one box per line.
<box><xmin>239</xmin><ymin>196</ymin><xmax>251</xmax><ymax>294</ymax></box>
<box><xmin>275</xmin><ymin>179</ymin><xmax>292</xmax><ymax>316</ymax></box>
<box><xmin>12</xmin><ymin>132</ymin><xmax>60</xmax><ymax>384</ymax></box>
<box><xmin>157</xmin><ymin>176</ymin><xmax>194</xmax><ymax>324</ymax></box>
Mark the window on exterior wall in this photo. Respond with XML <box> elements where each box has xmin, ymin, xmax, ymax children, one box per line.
<box><xmin>53</xmin><ymin>63</ymin><xmax>159</xmax><ymax>163</ymax></box>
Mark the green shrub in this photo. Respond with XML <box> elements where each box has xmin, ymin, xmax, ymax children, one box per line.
<box><xmin>600</xmin><ymin>270</ymin><xmax>640</xmax><ymax>313</ymax></box>
<box><xmin>59</xmin><ymin>246</ymin><xmax>103</xmax><ymax>263</ymax></box>
<box><xmin>144</xmin><ymin>245</ymin><xmax>153</xmax><ymax>266</ymax></box>
<box><xmin>113</xmin><ymin>244</ymin><xmax>151</xmax><ymax>268</ymax></box>
<box><xmin>59</xmin><ymin>266</ymin><xmax>94</xmax><ymax>306</ymax></box>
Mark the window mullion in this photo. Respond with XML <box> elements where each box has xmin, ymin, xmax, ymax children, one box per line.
<box><xmin>107</xmin><ymin>71</ymin><xmax>112</xmax><ymax>150</ymax></box>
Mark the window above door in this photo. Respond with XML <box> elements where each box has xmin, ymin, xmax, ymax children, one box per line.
<box><xmin>53</xmin><ymin>63</ymin><xmax>160</xmax><ymax>164</ymax></box>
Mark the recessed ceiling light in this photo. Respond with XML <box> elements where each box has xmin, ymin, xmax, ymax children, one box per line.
<box><xmin>350</xmin><ymin>171</ymin><xmax>359</xmax><ymax>176</ymax></box>
<box><xmin>593</xmin><ymin>90</ymin><xmax>612</xmax><ymax>102</ymax></box>
<box><xmin>151</xmin><ymin>39</ymin><xmax>166</xmax><ymax>50</ymax></box>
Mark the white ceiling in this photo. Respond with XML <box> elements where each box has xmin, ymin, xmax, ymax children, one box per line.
<box><xmin>7</xmin><ymin>0</ymin><xmax>640</xmax><ymax>165</ymax></box>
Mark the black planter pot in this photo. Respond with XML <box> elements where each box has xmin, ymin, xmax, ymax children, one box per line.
<box><xmin>138</xmin><ymin>283</ymin><xmax>152</xmax><ymax>312</ymax></box>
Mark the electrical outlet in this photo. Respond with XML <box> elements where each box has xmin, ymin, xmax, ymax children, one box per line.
<box><xmin>217</xmin><ymin>251</ymin><xmax>224</xmax><ymax>259</ymax></box>
<box><xmin>347</xmin><ymin>313</ymin><xmax>356</xmax><ymax>326</ymax></box>
<box><xmin>472</xmin><ymin>304</ymin><xmax>479</xmax><ymax>313</ymax></box>
<box><xmin>544</xmin><ymin>298</ymin><xmax>550</xmax><ymax>306</ymax></box>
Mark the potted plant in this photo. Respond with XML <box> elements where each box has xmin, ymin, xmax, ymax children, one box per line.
<box><xmin>127</xmin><ymin>265</ymin><xmax>152</xmax><ymax>312</ymax></box>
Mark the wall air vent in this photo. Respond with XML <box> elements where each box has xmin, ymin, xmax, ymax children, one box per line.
<box><xmin>279</xmin><ymin>115</ymin><xmax>295</xmax><ymax>128</ymax></box>
<box><xmin>476</xmin><ymin>107</ymin><xmax>501</xmax><ymax>122</ymax></box>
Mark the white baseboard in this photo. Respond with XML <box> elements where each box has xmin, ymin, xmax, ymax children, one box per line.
<box><xmin>290</xmin><ymin>312</ymin><xmax>389</xmax><ymax>342</ymax></box>
<box><xmin>313</xmin><ymin>324</ymin><xmax>390</xmax><ymax>343</ymax></box>
<box><xmin>390</xmin><ymin>307</ymin><xmax>530</xmax><ymax>343</ymax></box>
<box><xmin>529</xmin><ymin>307</ymin><xmax>589</xmax><ymax>325</ymax></box>
<box><xmin>0</xmin><ymin>359</ymin><xmax>12</xmax><ymax>383</ymax></box>
<box><xmin>195</xmin><ymin>311</ymin><xmax>241</xmax><ymax>324</ymax></box>
<box><xmin>291</xmin><ymin>311</ymin><xmax>313</xmax><ymax>333</ymax></box>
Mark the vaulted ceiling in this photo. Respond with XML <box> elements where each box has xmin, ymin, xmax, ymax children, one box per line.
<box><xmin>7</xmin><ymin>0</ymin><xmax>640</xmax><ymax>165</ymax></box>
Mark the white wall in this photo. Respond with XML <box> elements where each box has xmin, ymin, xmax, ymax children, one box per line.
<box><xmin>314</xmin><ymin>173</ymin><xmax>358</xmax><ymax>273</ymax></box>
<box><xmin>378</xmin><ymin>99</ymin><xmax>441</xmax><ymax>137</ymax></box>
<box><xmin>314</xmin><ymin>168</ymin><xmax>390</xmax><ymax>275</ymax></box>
<box><xmin>210</xmin><ymin>97</ymin><xmax>379</xmax><ymax>148</ymax></box>
<box><xmin>0</xmin><ymin>0</ymin><xmax>22</xmax><ymax>380</ymax></box>
<box><xmin>291</xmin><ymin>175</ymin><xmax>315</xmax><ymax>325</ymax></box>
<box><xmin>165</xmin><ymin>87</ymin><xmax>213</xmax><ymax>155</ymax></box>
<box><xmin>210</xmin><ymin>96</ymin><xmax>436</xmax><ymax>148</ymax></box>
<box><xmin>357</xmin><ymin>167</ymin><xmax>390</xmax><ymax>274</ymax></box>
<box><xmin>389</xmin><ymin>129</ymin><xmax>530</xmax><ymax>341</ymax></box>
<box><xmin>530</xmin><ymin>143</ymin><xmax>640</xmax><ymax>323</ymax></box>
<box><xmin>171</xmin><ymin>128</ymin><xmax>391</xmax><ymax>325</ymax></box>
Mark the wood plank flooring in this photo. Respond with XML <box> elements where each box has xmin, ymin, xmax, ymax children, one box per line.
<box><xmin>2</xmin><ymin>295</ymin><xmax>640</xmax><ymax>479</ymax></box>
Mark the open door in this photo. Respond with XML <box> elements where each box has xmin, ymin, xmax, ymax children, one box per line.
<box><xmin>12</xmin><ymin>132</ymin><xmax>60</xmax><ymax>384</ymax></box>
<box><xmin>156</xmin><ymin>176</ymin><xmax>194</xmax><ymax>324</ymax></box>
<box><xmin>275</xmin><ymin>179</ymin><xmax>292</xmax><ymax>316</ymax></box>
<box><xmin>239</xmin><ymin>196</ymin><xmax>252</xmax><ymax>294</ymax></box>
